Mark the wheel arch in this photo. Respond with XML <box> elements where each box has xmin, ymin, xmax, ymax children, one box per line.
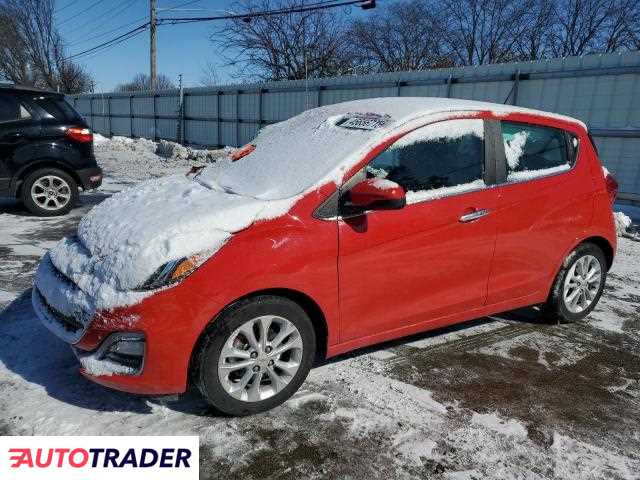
<box><xmin>11</xmin><ymin>159</ymin><xmax>81</xmax><ymax>198</ymax></box>
<box><xmin>188</xmin><ymin>287</ymin><xmax>329</xmax><ymax>385</ymax></box>
<box><xmin>579</xmin><ymin>236</ymin><xmax>614</xmax><ymax>271</ymax></box>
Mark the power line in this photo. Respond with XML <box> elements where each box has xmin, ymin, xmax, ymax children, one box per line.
<box><xmin>65</xmin><ymin>0</ymin><xmax>138</xmax><ymax>44</ymax></box>
<box><xmin>67</xmin><ymin>14</ymin><xmax>148</xmax><ymax>47</ymax></box>
<box><xmin>66</xmin><ymin>0</ymin><xmax>370</xmax><ymax>61</ymax></box>
<box><xmin>58</xmin><ymin>0</ymin><xmax>107</xmax><ymax>27</ymax></box>
<box><xmin>159</xmin><ymin>0</ymin><xmax>364</xmax><ymax>24</ymax></box>
<box><xmin>55</xmin><ymin>0</ymin><xmax>81</xmax><ymax>15</ymax></box>
<box><xmin>66</xmin><ymin>23</ymin><xmax>150</xmax><ymax>60</ymax></box>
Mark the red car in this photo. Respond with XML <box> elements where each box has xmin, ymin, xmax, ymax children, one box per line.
<box><xmin>33</xmin><ymin>98</ymin><xmax>617</xmax><ymax>415</ymax></box>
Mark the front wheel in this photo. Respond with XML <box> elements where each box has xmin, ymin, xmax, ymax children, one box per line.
<box><xmin>544</xmin><ymin>243</ymin><xmax>607</xmax><ymax>323</ymax></box>
<box><xmin>193</xmin><ymin>296</ymin><xmax>316</xmax><ymax>416</ymax></box>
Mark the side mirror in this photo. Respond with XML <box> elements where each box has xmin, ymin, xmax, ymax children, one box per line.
<box><xmin>343</xmin><ymin>178</ymin><xmax>406</xmax><ymax>214</ymax></box>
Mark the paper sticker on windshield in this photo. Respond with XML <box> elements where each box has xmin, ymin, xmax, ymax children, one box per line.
<box><xmin>336</xmin><ymin>113</ymin><xmax>391</xmax><ymax>131</ymax></box>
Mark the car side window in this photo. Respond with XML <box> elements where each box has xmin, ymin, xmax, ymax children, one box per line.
<box><xmin>0</xmin><ymin>94</ymin><xmax>32</xmax><ymax>123</ymax></box>
<box><xmin>502</xmin><ymin>121</ymin><xmax>571</xmax><ymax>182</ymax></box>
<box><xmin>365</xmin><ymin>119</ymin><xmax>485</xmax><ymax>204</ymax></box>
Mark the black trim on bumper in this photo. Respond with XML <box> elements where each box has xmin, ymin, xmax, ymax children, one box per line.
<box><xmin>76</xmin><ymin>166</ymin><xmax>103</xmax><ymax>190</ymax></box>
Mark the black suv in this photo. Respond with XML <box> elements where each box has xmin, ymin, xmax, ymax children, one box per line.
<box><xmin>0</xmin><ymin>85</ymin><xmax>102</xmax><ymax>216</ymax></box>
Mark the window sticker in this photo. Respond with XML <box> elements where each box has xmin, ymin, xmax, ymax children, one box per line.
<box><xmin>336</xmin><ymin>113</ymin><xmax>391</xmax><ymax>131</ymax></box>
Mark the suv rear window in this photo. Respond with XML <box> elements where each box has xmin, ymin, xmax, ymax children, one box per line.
<box><xmin>32</xmin><ymin>96</ymin><xmax>83</xmax><ymax>122</ymax></box>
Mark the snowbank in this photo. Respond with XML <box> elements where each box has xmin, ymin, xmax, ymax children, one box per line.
<box><xmin>93</xmin><ymin>134</ymin><xmax>232</xmax><ymax>163</ymax></box>
<box><xmin>614</xmin><ymin>211</ymin><xmax>632</xmax><ymax>237</ymax></box>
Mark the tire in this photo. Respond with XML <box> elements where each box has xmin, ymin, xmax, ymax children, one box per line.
<box><xmin>21</xmin><ymin>168</ymin><xmax>78</xmax><ymax>217</ymax></box>
<box><xmin>544</xmin><ymin>243</ymin><xmax>607</xmax><ymax>323</ymax></box>
<box><xmin>193</xmin><ymin>295</ymin><xmax>316</xmax><ymax>416</ymax></box>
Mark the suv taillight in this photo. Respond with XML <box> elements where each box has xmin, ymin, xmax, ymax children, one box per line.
<box><xmin>605</xmin><ymin>173</ymin><xmax>618</xmax><ymax>204</ymax></box>
<box><xmin>65</xmin><ymin>127</ymin><xmax>93</xmax><ymax>143</ymax></box>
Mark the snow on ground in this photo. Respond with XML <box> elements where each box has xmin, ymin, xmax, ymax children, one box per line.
<box><xmin>1</xmin><ymin>136</ymin><xmax>640</xmax><ymax>479</ymax></box>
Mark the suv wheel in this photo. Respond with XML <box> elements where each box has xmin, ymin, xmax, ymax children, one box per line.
<box><xmin>21</xmin><ymin>168</ymin><xmax>78</xmax><ymax>216</ymax></box>
<box><xmin>544</xmin><ymin>243</ymin><xmax>607</xmax><ymax>323</ymax></box>
<box><xmin>193</xmin><ymin>296</ymin><xmax>316</xmax><ymax>416</ymax></box>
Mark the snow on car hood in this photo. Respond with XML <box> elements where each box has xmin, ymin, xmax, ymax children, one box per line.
<box><xmin>39</xmin><ymin>174</ymin><xmax>292</xmax><ymax>313</ymax></box>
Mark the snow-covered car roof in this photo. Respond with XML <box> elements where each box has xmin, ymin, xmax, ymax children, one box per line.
<box><xmin>197</xmin><ymin>97</ymin><xmax>584</xmax><ymax>201</ymax></box>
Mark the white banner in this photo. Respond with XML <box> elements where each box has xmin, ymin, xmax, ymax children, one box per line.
<box><xmin>0</xmin><ymin>436</ymin><xmax>199</xmax><ymax>480</ymax></box>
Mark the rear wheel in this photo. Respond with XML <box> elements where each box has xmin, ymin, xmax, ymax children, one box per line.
<box><xmin>544</xmin><ymin>243</ymin><xmax>607</xmax><ymax>323</ymax></box>
<box><xmin>21</xmin><ymin>168</ymin><xmax>78</xmax><ymax>216</ymax></box>
<box><xmin>194</xmin><ymin>295</ymin><xmax>316</xmax><ymax>416</ymax></box>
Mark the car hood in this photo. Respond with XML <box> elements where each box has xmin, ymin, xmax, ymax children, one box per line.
<box><xmin>43</xmin><ymin>173</ymin><xmax>293</xmax><ymax>311</ymax></box>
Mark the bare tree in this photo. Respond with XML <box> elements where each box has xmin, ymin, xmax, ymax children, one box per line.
<box><xmin>212</xmin><ymin>0</ymin><xmax>354</xmax><ymax>81</ymax></box>
<box><xmin>438</xmin><ymin>0</ymin><xmax>533</xmax><ymax>66</ymax></box>
<box><xmin>548</xmin><ymin>0</ymin><xmax>640</xmax><ymax>56</ymax></box>
<box><xmin>514</xmin><ymin>0</ymin><xmax>557</xmax><ymax>60</ymax></box>
<box><xmin>115</xmin><ymin>73</ymin><xmax>175</xmax><ymax>92</ymax></box>
<box><xmin>348</xmin><ymin>0</ymin><xmax>454</xmax><ymax>73</ymax></box>
<box><xmin>0</xmin><ymin>0</ymin><xmax>93</xmax><ymax>93</ymax></box>
<box><xmin>199</xmin><ymin>61</ymin><xmax>221</xmax><ymax>86</ymax></box>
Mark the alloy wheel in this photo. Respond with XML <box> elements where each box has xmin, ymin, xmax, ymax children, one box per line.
<box><xmin>562</xmin><ymin>254</ymin><xmax>602</xmax><ymax>314</ymax></box>
<box><xmin>218</xmin><ymin>315</ymin><xmax>304</xmax><ymax>402</ymax></box>
<box><xmin>30</xmin><ymin>175</ymin><xmax>72</xmax><ymax>211</ymax></box>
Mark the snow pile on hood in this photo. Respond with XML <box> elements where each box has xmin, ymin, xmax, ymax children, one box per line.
<box><xmin>35</xmin><ymin>174</ymin><xmax>294</xmax><ymax>316</ymax></box>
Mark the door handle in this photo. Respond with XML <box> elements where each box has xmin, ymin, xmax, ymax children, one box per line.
<box><xmin>459</xmin><ymin>208</ymin><xmax>490</xmax><ymax>223</ymax></box>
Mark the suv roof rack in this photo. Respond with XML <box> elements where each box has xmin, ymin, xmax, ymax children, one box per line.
<box><xmin>0</xmin><ymin>84</ymin><xmax>63</xmax><ymax>96</ymax></box>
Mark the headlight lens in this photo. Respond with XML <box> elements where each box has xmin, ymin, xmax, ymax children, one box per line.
<box><xmin>137</xmin><ymin>255</ymin><xmax>202</xmax><ymax>291</ymax></box>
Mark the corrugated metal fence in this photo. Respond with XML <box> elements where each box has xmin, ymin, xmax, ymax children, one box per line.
<box><xmin>70</xmin><ymin>52</ymin><xmax>640</xmax><ymax>202</ymax></box>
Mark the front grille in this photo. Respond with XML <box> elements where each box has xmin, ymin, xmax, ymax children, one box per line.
<box><xmin>34</xmin><ymin>289</ymin><xmax>84</xmax><ymax>333</ymax></box>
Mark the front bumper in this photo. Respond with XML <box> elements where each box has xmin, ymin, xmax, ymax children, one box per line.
<box><xmin>32</xmin><ymin>254</ymin><xmax>217</xmax><ymax>395</ymax></box>
<box><xmin>76</xmin><ymin>166</ymin><xmax>103</xmax><ymax>190</ymax></box>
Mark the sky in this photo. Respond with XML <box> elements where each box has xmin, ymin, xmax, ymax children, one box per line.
<box><xmin>55</xmin><ymin>0</ymin><xmax>371</xmax><ymax>92</ymax></box>
<box><xmin>56</xmin><ymin>0</ymin><xmax>256</xmax><ymax>91</ymax></box>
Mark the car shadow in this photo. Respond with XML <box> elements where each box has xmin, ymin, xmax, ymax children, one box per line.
<box><xmin>0</xmin><ymin>290</ymin><xmax>155</xmax><ymax>414</ymax></box>
<box><xmin>0</xmin><ymin>193</ymin><xmax>112</xmax><ymax>217</ymax></box>
<box><xmin>318</xmin><ymin>306</ymin><xmax>550</xmax><ymax>366</ymax></box>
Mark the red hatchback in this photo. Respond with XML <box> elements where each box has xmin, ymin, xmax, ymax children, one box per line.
<box><xmin>33</xmin><ymin>98</ymin><xmax>617</xmax><ymax>415</ymax></box>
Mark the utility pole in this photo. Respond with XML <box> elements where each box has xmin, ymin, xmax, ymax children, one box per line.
<box><xmin>150</xmin><ymin>0</ymin><xmax>157</xmax><ymax>91</ymax></box>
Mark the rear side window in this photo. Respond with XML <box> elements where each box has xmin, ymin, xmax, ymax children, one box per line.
<box><xmin>32</xmin><ymin>96</ymin><xmax>83</xmax><ymax>122</ymax></box>
<box><xmin>365</xmin><ymin>119</ymin><xmax>485</xmax><ymax>203</ymax></box>
<box><xmin>501</xmin><ymin>121</ymin><xmax>571</xmax><ymax>182</ymax></box>
<box><xmin>0</xmin><ymin>94</ymin><xmax>32</xmax><ymax>123</ymax></box>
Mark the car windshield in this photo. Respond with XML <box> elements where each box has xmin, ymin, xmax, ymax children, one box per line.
<box><xmin>195</xmin><ymin>105</ymin><xmax>394</xmax><ymax>200</ymax></box>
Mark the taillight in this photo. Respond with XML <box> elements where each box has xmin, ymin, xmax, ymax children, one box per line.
<box><xmin>65</xmin><ymin>127</ymin><xmax>93</xmax><ymax>143</ymax></box>
<box><xmin>605</xmin><ymin>173</ymin><xmax>618</xmax><ymax>204</ymax></box>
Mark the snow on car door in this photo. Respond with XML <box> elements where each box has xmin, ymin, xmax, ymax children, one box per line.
<box><xmin>338</xmin><ymin>119</ymin><xmax>499</xmax><ymax>342</ymax></box>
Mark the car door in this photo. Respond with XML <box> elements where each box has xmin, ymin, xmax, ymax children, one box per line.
<box><xmin>486</xmin><ymin>119</ymin><xmax>595</xmax><ymax>305</ymax></box>
<box><xmin>0</xmin><ymin>93</ymin><xmax>40</xmax><ymax>194</ymax></box>
<box><xmin>338</xmin><ymin>117</ymin><xmax>501</xmax><ymax>342</ymax></box>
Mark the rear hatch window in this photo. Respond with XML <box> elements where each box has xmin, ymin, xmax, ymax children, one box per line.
<box><xmin>32</xmin><ymin>96</ymin><xmax>84</xmax><ymax>123</ymax></box>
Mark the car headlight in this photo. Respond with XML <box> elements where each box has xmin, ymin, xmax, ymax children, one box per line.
<box><xmin>137</xmin><ymin>255</ymin><xmax>203</xmax><ymax>291</ymax></box>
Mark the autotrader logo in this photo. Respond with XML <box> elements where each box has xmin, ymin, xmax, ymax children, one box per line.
<box><xmin>0</xmin><ymin>436</ymin><xmax>198</xmax><ymax>480</ymax></box>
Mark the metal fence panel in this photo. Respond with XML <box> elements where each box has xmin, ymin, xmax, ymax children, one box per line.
<box><xmin>70</xmin><ymin>51</ymin><xmax>640</xmax><ymax>201</ymax></box>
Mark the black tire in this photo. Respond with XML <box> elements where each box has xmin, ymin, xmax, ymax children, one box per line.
<box><xmin>193</xmin><ymin>295</ymin><xmax>316</xmax><ymax>416</ymax></box>
<box><xmin>543</xmin><ymin>242</ymin><xmax>607</xmax><ymax>323</ymax></box>
<box><xmin>21</xmin><ymin>168</ymin><xmax>78</xmax><ymax>217</ymax></box>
